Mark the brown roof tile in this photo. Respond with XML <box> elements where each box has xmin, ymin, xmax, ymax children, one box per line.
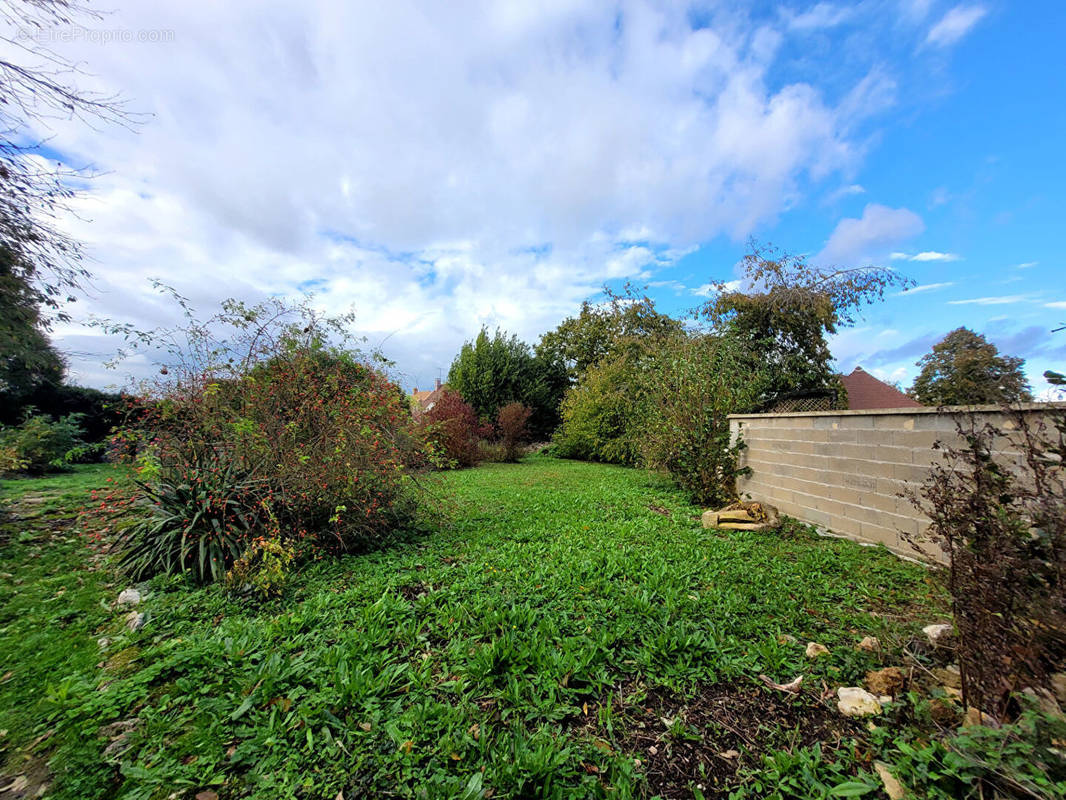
<box><xmin>840</xmin><ymin>367</ymin><xmax>922</xmax><ymax>410</ymax></box>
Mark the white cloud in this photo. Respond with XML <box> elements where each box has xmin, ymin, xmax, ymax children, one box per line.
<box><xmin>691</xmin><ymin>279</ymin><xmax>743</xmax><ymax>298</ymax></box>
<box><xmin>784</xmin><ymin>3</ymin><xmax>854</xmax><ymax>31</ymax></box>
<box><xmin>817</xmin><ymin>203</ymin><xmax>925</xmax><ymax>265</ymax></box>
<box><xmin>6</xmin><ymin>1</ymin><xmax>911</xmax><ymax>386</ymax></box>
<box><xmin>823</xmin><ymin>183</ymin><xmax>866</xmax><ymax>204</ymax></box>
<box><xmin>911</xmin><ymin>251</ymin><xmax>961</xmax><ymax>262</ymax></box>
<box><xmin>948</xmin><ymin>295</ymin><xmax>1029</xmax><ymax>305</ymax></box>
<box><xmin>896</xmin><ymin>281</ymin><xmax>955</xmax><ymax>295</ymax></box>
<box><xmin>1016</xmin><ymin>261</ymin><xmax>1039</xmax><ymax>269</ymax></box>
<box><xmin>1045</xmin><ymin>301</ymin><xmax>1066</xmax><ymax>310</ymax></box>
<box><xmin>890</xmin><ymin>251</ymin><xmax>961</xmax><ymax>262</ymax></box>
<box><xmin>926</xmin><ymin>4</ymin><xmax>988</xmax><ymax>48</ymax></box>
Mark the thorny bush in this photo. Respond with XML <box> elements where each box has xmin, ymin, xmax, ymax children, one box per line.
<box><xmin>905</xmin><ymin>407</ymin><xmax>1066</xmax><ymax>720</ymax></box>
<box><xmin>102</xmin><ymin>292</ymin><xmax>423</xmax><ymax>583</ymax></box>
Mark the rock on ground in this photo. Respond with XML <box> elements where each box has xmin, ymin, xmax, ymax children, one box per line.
<box><xmin>125</xmin><ymin>611</ymin><xmax>145</xmax><ymax>632</ymax></box>
<box><xmin>837</xmin><ymin>687</ymin><xmax>883</xmax><ymax>717</ymax></box>
<box><xmin>865</xmin><ymin>667</ymin><xmax>905</xmax><ymax>697</ymax></box>
<box><xmin>116</xmin><ymin>588</ymin><xmax>141</xmax><ymax>607</ymax></box>
<box><xmin>805</xmin><ymin>642</ymin><xmax>830</xmax><ymax>658</ymax></box>
<box><xmin>856</xmin><ymin>636</ymin><xmax>880</xmax><ymax>653</ymax></box>
<box><xmin>922</xmin><ymin>623</ymin><xmax>955</xmax><ymax>648</ymax></box>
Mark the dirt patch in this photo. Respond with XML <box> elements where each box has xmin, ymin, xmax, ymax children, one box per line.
<box><xmin>396</xmin><ymin>582</ymin><xmax>430</xmax><ymax>602</ymax></box>
<box><xmin>0</xmin><ymin>754</ymin><xmax>51</xmax><ymax>799</ymax></box>
<box><xmin>575</xmin><ymin>680</ymin><xmax>866</xmax><ymax>798</ymax></box>
<box><xmin>647</xmin><ymin>505</ymin><xmax>671</xmax><ymax>516</ymax></box>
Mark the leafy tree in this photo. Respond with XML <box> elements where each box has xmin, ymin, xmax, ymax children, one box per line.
<box><xmin>910</xmin><ymin>328</ymin><xmax>1032</xmax><ymax>406</ymax></box>
<box><xmin>537</xmin><ymin>286</ymin><xmax>683</xmax><ymax>382</ymax></box>
<box><xmin>696</xmin><ymin>241</ymin><xmax>908</xmax><ymax>406</ymax></box>
<box><xmin>551</xmin><ymin>347</ymin><xmax>649</xmax><ymax>466</ymax></box>
<box><xmin>641</xmin><ymin>334</ymin><xmax>767</xmax><ymax>505</ymax></box>
<box><xmin>447</xmin><ymin>328</ymin><xmax>566</xmax><ymax>440</ymax></box>
<box><xmin>0</xmin><ymin>0</ymin><xmax>139</xmax><ymax>408</ymax></box>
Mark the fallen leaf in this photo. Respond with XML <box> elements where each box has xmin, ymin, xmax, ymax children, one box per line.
<box><xmin>194</xmin><ymin>792</ymin><xmax>218</xmax><ymax>800</ymax></box>
<box><xmin>450</xmin><ymin>752</ymin><xmax>462</xmax><ymax>760</ymax></box>
<box><xmin>400</xmin><ymin>740</ymin><xmax>413</xmax><ymax>754</ymax></box>
<box><xmin>718</xmin><ymin>749</ymin><xmax>740</xmax><ymax>760</ymax></box>
<box><xmin>874</xmin><ymin>762</ymin><xmax>906</xmax><ymax>800</ymax></box>
<box><xmin>359</xmin><ymin>722</ymin><xmax>372</xmax><ymax>732</ymax></box>
<box><xmin>335</xmin><ymin>792</ymin><xmax>344</xmax><ymax>800</ymax></box>
<box><xmin>582</xmin><ymin>702</ymin><xmax>589</xmax><ymax>716</ymax></box>
<box><xmin>592</xmin><ymin>739</ymin><xmax>613</xmax><ymax>755</ymax></box>
<box><xmin>0</xmin><ymin>671</ymin><xmax>13</xmax><ymax>683</ymax></box>
<box><xmin>468</xmin><ymin>723</ymin><xmax>479</xmax><ymax>740</ymax></box>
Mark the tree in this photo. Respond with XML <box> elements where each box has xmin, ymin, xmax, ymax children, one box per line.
<box><xmin>1</xmin><ymin>1</ymin><xmax>136</xmax><ymax>369</ymax></box>
<box><xmin>537</xmin><ymin>286</ymin><xmax>683</xmax><ymax>382</ymax></box>
<box><xmin>910</xmin><ymin>328</ymin><xmax>1032</xmax><ymax>406</ymax></box>
<box><xmin>447</xmin><ymin>328</ymin><xmax>566</xmax><ymax>440</ymax></box>
<box><xmin>696</xmin><ymin>241</ymin><xmax>908</xmax><ymax>406</ymax></box>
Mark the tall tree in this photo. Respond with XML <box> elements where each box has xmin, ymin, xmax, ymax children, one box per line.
<box><xmin>696</xmin><ymin>241</ymin><xmax>909</xmax><ymax>406</ymax></box>
<box><xmin>537</xmin><ymin>286</ymin><xmax>683</xmax><ymax>383</ymax></box>
<box><xmin>447</xmin><ymin>328</ymin><xmax>566</xmax><ymax>439</ymax></box>
<box><xmin>1</xmin><ymin>1</ymin><xmax>135</xmax><ymax>374</ymax></box>
<box><xmin>910</xmin><ymin>327</ymin><xmax>1032</xmax><ymax>406</ymax></box>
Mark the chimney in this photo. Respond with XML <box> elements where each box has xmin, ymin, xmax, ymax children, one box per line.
<box><xmin>435</xmin><ymin>377</ymin><xmax>442</xmax><ymax>391</ymax></box>
<box><xmin>413</xmin><ymin>386</ymin><xmax>418</xmax><ymax>394</ymax></box>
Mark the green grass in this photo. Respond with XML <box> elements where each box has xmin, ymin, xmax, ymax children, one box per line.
<box><xmin>1</xmin><ymin>456</ymin><xmax>946</xmax><ymax>799</ymax></box>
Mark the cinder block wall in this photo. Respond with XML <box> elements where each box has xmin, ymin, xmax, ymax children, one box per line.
<box><xmin>728</xmin><ymin>404</ymin><xmax>1061</xmax><ymax>558</ymax></box>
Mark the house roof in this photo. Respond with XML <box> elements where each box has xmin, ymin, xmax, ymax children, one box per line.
<box><xmin>411</xmin><ymin>383</ymin><xmax>444</xmax><ymax>414</ymax></box>
<box><xmin>840</xmin><ymin>367</ymin><xmax>922</xmax><ymax>410</ymax></box>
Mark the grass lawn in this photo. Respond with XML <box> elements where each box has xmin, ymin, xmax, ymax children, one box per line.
<box><xmin>1</xmin><ymin>456</ymin><xmax>945</xmax><ymax>799</ymax></box>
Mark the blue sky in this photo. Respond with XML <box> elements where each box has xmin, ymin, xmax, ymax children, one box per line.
<box><xmin>6</xmin><ymin>1</ymin><xmax>1064</xmax><ymax>395</ymax></box>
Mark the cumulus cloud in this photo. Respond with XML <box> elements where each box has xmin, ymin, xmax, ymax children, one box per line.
<box><xmin>816</xmin><ymin>203</ymin><xmax>924</xmax><ymax>265</ymax></box>
<box><xmin>926</xmin><ymin>4</ymin><xmax>988</xmax><ymax>48</ymax></box>
<box><xmin>4</xmin><ymin>1</ymin><xmax>928</xmax><ymax>387</ymax></box>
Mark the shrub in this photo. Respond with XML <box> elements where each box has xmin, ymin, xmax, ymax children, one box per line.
<box><xmin>641</xmin><ymin>335</ymin><xmax>764</xmax><ymax>506</ymax></box>
<box><xmin>108</xmin><ymin>295</ymin><xmax>423</xmax><ymax>583</ymax></box>
<box><xmin>496</xmin><ymin>402</ymin><xmax>532</xmax><ymax>462</ymax></box>
<box><xmin>421</xmin><ymin>388</ymin><xmax>487</xmax><ymax>468</ymax></box>
<box><xmin>225</xmin><ymin>537</ymin><xmax>295</xmax><ymax>600</ymax></box>
<box><xmin>0</xmin><ymin>412</ymin><xmax>86</xmax><ymax>474</ymax></box>
<box><xmin>476</xmin><ymin>440</ymin><xmax>508</xmax><ymax>463</ymax></box>
<box><xmin>120</xmin><ymin>448</ymin><xmax>267</xmax><ymax>583</ymax></box>
<box><xmin>905</xmin><ymin>408</ymin><xmax>1066</xmax><ymax>720</ymax></box>
<box><xmin>551</xmin><ymin>351</ymin><xmax>646</xmax><ymax>465</ymax></box>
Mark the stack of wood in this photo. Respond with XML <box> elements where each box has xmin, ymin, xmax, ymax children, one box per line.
<box><xmin>701</xmin><ymin>500</ymin><xmax>780</xmax><ymax>532</ymax></box>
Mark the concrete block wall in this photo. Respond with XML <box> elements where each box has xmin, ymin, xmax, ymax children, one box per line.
<box><xmin>728</xmin><ymin>404</ymin><xmax>1062</xmax><ymax>559</ymax></box>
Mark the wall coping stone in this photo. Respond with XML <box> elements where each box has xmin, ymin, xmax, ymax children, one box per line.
<box><xmin>728</xmin><ymin>402</ymin><xmax>1065</xmax><ymax>422</ymax></box>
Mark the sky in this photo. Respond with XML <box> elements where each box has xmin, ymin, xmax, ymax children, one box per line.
<box><xmin>7</xmin><ymin>0</ymin><xmax>1066</xmax><ymax>395</ymax></box>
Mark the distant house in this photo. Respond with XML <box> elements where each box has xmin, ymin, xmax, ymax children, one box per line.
<box><xmin>839</xmin><ymin>367</ymin><xmax>922</xmax><ymax>411</ymax></box>
<box><xmin>411</xmin><ymin>378</ymin><xmax>444</xmax><ymax>415</ymax></box>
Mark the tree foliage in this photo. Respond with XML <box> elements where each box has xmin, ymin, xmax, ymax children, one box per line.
<box><xmin>552</xmin><ymin>348</ymin><xmax>649</xmax><ymax>466</ymax></box>
<box><xmin>0</xmin><ymin>1</ymin><xmax>138</xmax><ymax>354</ymax></box>
<box><xmin>641</xmin><ymin>334</ymin><xmax>765</xmax><ymax>505</ymax></box>
<box><xmin>910</xmin><ymin>327</ymin><xmax>1032</xmax><ymax>406</ymax></box>
<box><xmin>537</xmin><ymin>287</ymin><xmax>683</xmax><ymax>382</ymax></box>
<box><xmin>697</xmin><ymin>242</ymin><xmax>908</xmax><ymax>405</ymax></box>
<box><xmin>447</xmin><ymin>327</ymin><xmax>566</xmax><ymax>440</ymax></box>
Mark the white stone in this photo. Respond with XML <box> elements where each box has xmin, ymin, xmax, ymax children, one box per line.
<box><xmin>805</xmin><ymin>642</ymin><xmax>830</xmax><ymax>658</ymax></box>
<box><xmin>922</xmin><ymin>623</ymin><xmax>954</xmax><ymax>647</ymax></box>
<box><xmin>837</xmin><ymin>687</ymin><xmax>883</xmax><ymax>717</ymax></box>
<box><xmin>125</xmin><ymin>611</ymin><xmax>145</xmax><ymax>632</ymax></box>
<box><xmin>117</xmin><ymin>588</ymin><xmax>141</xmax><ymax>607</ymax></box>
